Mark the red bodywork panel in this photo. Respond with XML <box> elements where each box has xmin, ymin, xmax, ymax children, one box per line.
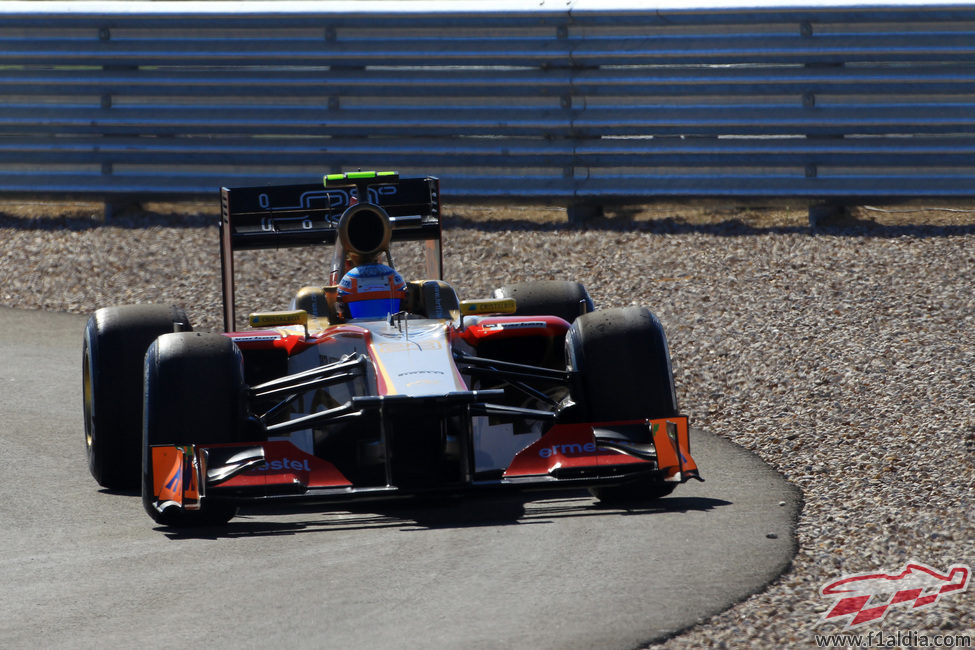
<box><xmin>504</xmin><ymin>422</ymin><xmax>647</xmax><ymax>476</ymax></box>
<box><xmin>227</xmin><ymin>318</ymin><xmax>567</xmax><ymax>355</ymax></box>
<box><xmin>225</xmin><ymin>324</ymin><xmax>373</xmax><ymax>355</ymax></box>
<box><xmin>459</xmin><ymin>315</ymin><xmax>569</xmax><ymax>346</ymax></box>
<box><xmin>213</xmin><ymin>441</ymin><xmax>352</xmax><ymax>490</ymax></box>
<box><xmin>505</xmin><ymin>416</ymin><xmax>698</xmax><ymax>482</ymax></box>
<box><xmin>149</xmin><ymin>441</ymin><xmax>353</xmax><ymax>511</ymax></box>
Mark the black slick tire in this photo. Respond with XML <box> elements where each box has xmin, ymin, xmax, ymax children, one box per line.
<box><xmin>83</xmin><ymin>304</ymin><xmax>191</xmax><ymax>490</ymax></box>
<box><xmin>141</xmin><ymin>332</ymin><xmax>244</xmax><ymax>527</ymax></box>
<box><xmin>566</xmin><ymin>306</ymin><xmax>679</xmax><ymax>502</ymax></box>
<box><xmin>494</xmin><ymin>280</ymin><xmax>594</xmax><ymax>324</ymax></box>
<box><xmin>567</xmin><ymin>306</ymin><xmax>677</xmax><ymax>421</ymax></box>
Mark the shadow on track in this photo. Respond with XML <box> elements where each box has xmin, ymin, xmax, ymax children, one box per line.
<box><xmin>158</xmin><ymin>491</ymin><xmax>732</xmax><ymax>540</ymax></box>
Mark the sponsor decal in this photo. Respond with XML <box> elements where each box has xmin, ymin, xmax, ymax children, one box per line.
<box><xmin>256</xmin><ymin>186</ymin><xmax>396</xmax><ymax>215</ymax></box>
<box><xmin>252</xmin><ymin>457</ymin><xmax>312</xmax><ymax>473</ymax></box>
<box><xmin>259</xmin><ymin>215</ymin><xmax>318</xmax><ymax>232</ymax></box>
<box><xmin>819</xmin><ymin>561</ymin><xmax>970</xmax><ymax>628</ymax></box>
<box><xmin>430</xmin><ymin>283</ymin><xmax>443</xmax><ymax>315</ymax></box>
<box><xmin>539</xmin><ymin>442</ymin><xmax>597</xmax><ymax>458</ymax></box>
<box><xmin>228</xmin><ymin>335</ymin><xmax>280</xmax><ymax>343</ymax></box>
<box><xmin>482</xmin><ymin>321</ymin><xmax>547</xmax><ymax>330</ymax></box>
<box><xmin>257</xmin><ymin>189</ymin><xmax>342</xmax><ymax>212</ymax></box>
<box><xmin>460</xmin><ymin>298</ymin><xmax>517</xmax><ymax>315</ymax></box>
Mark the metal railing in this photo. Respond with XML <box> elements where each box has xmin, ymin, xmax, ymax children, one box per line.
<box><xmin>2</xmin><ymin>1</ymin><xmax>975</xmax><ymax>215</ymax></box>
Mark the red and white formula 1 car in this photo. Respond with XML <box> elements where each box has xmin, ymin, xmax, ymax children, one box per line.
<box><xmin>82</xmin><ymin>171</ymin><xmax>700</xmax><ymax>526</ymax></box>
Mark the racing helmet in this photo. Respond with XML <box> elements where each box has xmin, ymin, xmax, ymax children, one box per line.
<box><xmin>337</xmin><ymin>263</ymin><xmax>407</xmax><ymax>319</ymax></box>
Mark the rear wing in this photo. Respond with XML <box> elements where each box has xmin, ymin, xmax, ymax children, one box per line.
<box><xmin>219</xmin><ymin>172</ymin><xmax>441</xmax><ymax>332</ymax></box>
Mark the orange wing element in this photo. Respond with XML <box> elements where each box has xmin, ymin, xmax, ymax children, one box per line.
<box><xmin>651</xmin><ymin>417</ymin><xmax>701</xmax><ymax>482</ymax></box>
<box><xmin>151</xmin><ymin>445</ymin><xmax>203</xmax><ymax>512</ymax></box>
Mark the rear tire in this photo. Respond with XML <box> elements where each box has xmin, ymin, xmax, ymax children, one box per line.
<box><xmin>566</xmin><ymin>306</ymin><xmax>679</xmax><ymax>503</ymax></box>
<box><xmin>83</xmin><ymin>304</ymin><xmax>191</xmax><ymax>490</ymax></box>
<box><xmin>142</xmin><ymin>332</ymin><xmax>244</xmax><ymax>527</ymax></box>
<box><xmin>494</xmin><ymin>280</ymin><xmax>594</xmax><ymax>324</ymax></box>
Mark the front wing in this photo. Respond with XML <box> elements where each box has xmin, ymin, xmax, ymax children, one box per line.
<box><xmin>148</xmin><ymin>415</ymin><xmax>701</xmax><ymax>515</ymax></box>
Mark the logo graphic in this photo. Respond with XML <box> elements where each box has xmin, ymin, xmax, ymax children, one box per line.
<box><xmin>820</xmin><ymin>561</ymin><xmax>970</xmax><ymax>628</ymax></box>
<box><xmin>538</xmin><ymin>441</ymin><xmax>597</xmax><ymax>458</ymax></box>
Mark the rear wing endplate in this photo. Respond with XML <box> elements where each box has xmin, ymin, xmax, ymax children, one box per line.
<box><xmin>219</xmin><ymin>173</ymin><xmax>441</xmax><ymax>332</ymax></box>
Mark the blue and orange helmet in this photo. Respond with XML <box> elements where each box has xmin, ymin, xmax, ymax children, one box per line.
<box><xmin>337</xmin><ymin>263</ymin><xmax>407</xmax><ymax>319</ymax></box>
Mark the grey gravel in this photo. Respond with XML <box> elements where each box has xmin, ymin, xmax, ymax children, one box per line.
<box><xmin>1</xmin><ymin>203</ymin><xmax>973</xmax><ymax>647</ymax></box>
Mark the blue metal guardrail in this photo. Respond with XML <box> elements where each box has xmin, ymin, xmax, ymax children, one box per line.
<box><xmin>1</xmin><ymin>1</ymin><xmax>975</xmax><ymax>213</ymax></box>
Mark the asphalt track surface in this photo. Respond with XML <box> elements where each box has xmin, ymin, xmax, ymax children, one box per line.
<box><xmin>0</xmin><ymin>307</ymin><xmax>801</xmax><ymax>650</ymax></box>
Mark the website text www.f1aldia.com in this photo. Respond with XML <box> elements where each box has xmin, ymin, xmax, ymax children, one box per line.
<box><xmin>815</xmin><ymin>630</ymin><xmax>973</xmax><ymax>648</ymax></box>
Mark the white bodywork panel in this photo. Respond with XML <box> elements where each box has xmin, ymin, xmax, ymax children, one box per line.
<box><xmin>271</xmin><ymin>316</ymin><xmax>546</xmax><ymax>472</ymax></box>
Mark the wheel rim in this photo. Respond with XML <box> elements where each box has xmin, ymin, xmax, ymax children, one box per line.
<box><xmin>82</xmin><ymin>348</ymin><xmax>94</xmax><ymax>451</ymax></box>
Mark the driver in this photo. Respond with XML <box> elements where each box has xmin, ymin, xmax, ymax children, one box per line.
<box><xmin>337</xmin><ymin>260</ymin><xmax>407</xmax><ymax>319</ymax></box>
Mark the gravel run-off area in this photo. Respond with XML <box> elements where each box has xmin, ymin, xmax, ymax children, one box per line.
<box><xmin>1</xmin><ymin>199</ymin><xmax>973</xmax><ymax>648</ymax></box>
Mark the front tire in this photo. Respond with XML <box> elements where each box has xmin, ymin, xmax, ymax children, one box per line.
<box><xmin>83</xmin><ymin>304</ymin><xmax>191</xmax><ymax>490</ymax></box>
<box><xmin>567</xmin><ymin>306</ymin><xmax>677</xmax><ymax>421</ymax></box>
<box><xmin>566</xmin><ymin>306</ymin><xmax>679</xmax><ymax>503</ymax></box>
<box><xmin>142</xmin><ymin>332</ymin><xmax>245</xmax><ymax>527</ymax></box>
